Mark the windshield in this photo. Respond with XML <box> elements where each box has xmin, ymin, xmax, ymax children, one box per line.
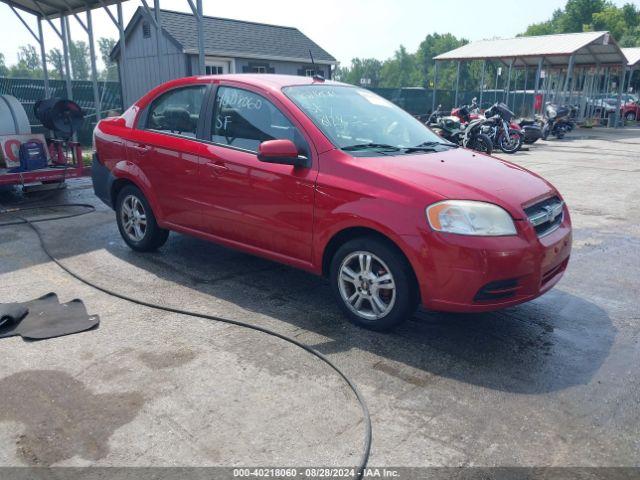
<box><xmin>283</xmin><ymin>85</ymin><xmax>450</xmax><ymax>155</ymax></box>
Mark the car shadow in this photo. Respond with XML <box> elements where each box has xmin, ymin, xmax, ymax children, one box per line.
<box><xmin>1</xmin><ymin>196</ymin><xmax>616</xmax><ymax>396</ymax></box>
<box><xmin>100</xmin><ymin>225</ymin><xmax>614</xmax><ymax>396</ymax></box>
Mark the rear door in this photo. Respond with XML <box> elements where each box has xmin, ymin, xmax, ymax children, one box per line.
<box><xmin>198</xmin><ymin>84</ymin><xmax>317</xmax><ymax>263</ymax></box>
<box><xmin>130</xmin><ymin>84</ymin><xmax>209</xmax><ymax>230</ymax></box>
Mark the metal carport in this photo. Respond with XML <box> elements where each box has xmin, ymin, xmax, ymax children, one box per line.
<box><xmin>433</xmin><ymin>31</ymin><xmax>628</xmax><ymax>126</ymax></box>
<box><xmin>2</xmin><ymin>0</ymin><xmax>209</xmax><ymax>120</ymax></box>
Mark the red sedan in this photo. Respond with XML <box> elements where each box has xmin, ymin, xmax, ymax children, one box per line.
<box><xmin>92</xmin><ymin>74</ymin><xmax>572</xmax><ymax>330</ymax></box>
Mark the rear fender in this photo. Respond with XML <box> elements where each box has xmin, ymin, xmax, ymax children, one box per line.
<box><xmin>111</xmin><ymin>160</ymin><xmax>164</xmax><ymax>223</ymax></box>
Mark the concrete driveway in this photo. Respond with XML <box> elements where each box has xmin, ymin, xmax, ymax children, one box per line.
<box><xmin>0</xmin><ymin>128</ymin><xmax>638</xmax><ymax>470</ymax></box>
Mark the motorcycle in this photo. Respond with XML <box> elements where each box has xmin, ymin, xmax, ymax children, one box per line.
<box><xmin>427</xmin><ymin>105</ymin><xmax>493</xmax><ymax>155</ymax></box>
<box><xmin>541</xmin><ymin>103</ymin><xmax>573</xmax><ymax>140</ymax></box>
<box><xmin>482</xmin><ymin>102</ymin><xmax>524</xmax><ymax>154</ymax></box>
<box><xmin>517</xmin><ymin>118</ymin><xmax>543</xmax><ymax>144</ymax></box>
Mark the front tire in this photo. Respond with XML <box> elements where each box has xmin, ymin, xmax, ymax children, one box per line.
<box><xmin>498</xmin><ymin>129</ymin><xmax>523</xmax><ymax>153</ymax></box>
<box><xmin>330</xmin><ymin>237</ymin><xmax>418</xmax><ymax>331</ymax></box>
<box><xmin>469</xmin><ymin>133</ymin><xmax>493</xmax><ymax>155</ymax></box>
<box><xmin>116</xmin><ymin>185</ymin><xmax>169</xmax><ymax>252</ymax></box>
<box><xmin>625</xmin><ymin>112</ymin><xmax>636</xmax><ymax>122</ymax></box>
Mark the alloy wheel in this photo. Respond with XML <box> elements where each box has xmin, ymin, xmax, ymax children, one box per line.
<box><xmin>121</xmin><ymin>194</ymin><xmax>147</xmax><ymax>242</ymax></box>
<box><xmin>338</xmin><ymin>251</ymin><xmax>397</xmax><ymax>320</ymax></box>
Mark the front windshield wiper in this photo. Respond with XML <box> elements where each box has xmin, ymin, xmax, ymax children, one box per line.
<box><xmin>404</xmin><ymin>141</ymin><xmax>459</xmax><ymax>152</ymax></box>
<box><xmin>341</xmin><ymin>143</ymin><xmax>402</xmax><ymax>152</ymax></box>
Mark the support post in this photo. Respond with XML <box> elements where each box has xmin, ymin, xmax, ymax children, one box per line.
<box><xmin>431</xmin><ymin>61</ymin><xmax>438</xmax><ymax>112</ymax></box>
<box><xmin>479</xmin><ymin>60</ymin><xmax>486</xmax><ymax>108</ymax></box>
<box><xmin>37</xmin><ymin>17</ymin><xmax>50</xmax><ymax>98</ymax></box>
<box><xmin>522</xmin><ymin>65</ymin><xmax>528</xmax><ymax>115</ymax></box>
<box><xmin>615</xmin><ymin>66</ymin><xmax>625</xmax><ymax>128</ymax></box>
<box><xmin>86</xmin><ymin>8</ymin><xmax>101</xmax><ymax>121</ymax></box>
<box><xmin>117</xmin><ymin>2</ymin><xmax>128</xmax><ymax>108</ymax></box>
<box><xmin>563</xmin><ymin>54</ymin><xmax>575</xmax><ymax>105</ymax></box>
<box><xmin>154</xmin><ymin>0</ymin><xmax>163</xmax><ymax>83</ymax></box>
<box><xmin>454</xmin><ymin>61</ymin><xmax>461</xmax><ymax>107</ymax></box>
<box><xmin>625</xmin><ymin>67</ymin><xmax>633</xmax><ymax>96</ymax></box>
<box><xmin>61</xmin><ymin>15</ymin><xmax>73</xmax><ymax>99</ymax></box>
<box><xmin>505</xmin><ymin>59</ymin><xmax>513</xmax><ymax>105</ymax></box>
<box><xmin>189</xmin><ymin>0</ymin><xmax>205</xmax><ymax>75</ymax></box>
<box><xmin>533</xmin><ymin>57</ymin><xmax>543</xmax><ymax>114</ymax></box>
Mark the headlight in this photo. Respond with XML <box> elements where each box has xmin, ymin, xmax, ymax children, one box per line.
<box><xmin>426</xmin><ymin>200</ymin><xmax>517</xmax><ymax>236</ymax></box>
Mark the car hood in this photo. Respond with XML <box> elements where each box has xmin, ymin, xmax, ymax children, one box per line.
<box><xmin>363</xmin><ymin>148</ymin><xmax>556</xmax><ymax>219</ymax></box>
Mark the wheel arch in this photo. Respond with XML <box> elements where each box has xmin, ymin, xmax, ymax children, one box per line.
<box><xmin>321</xmin><ymin>226</ymin><xmax>421</xmax><ymax>303</ymax></box>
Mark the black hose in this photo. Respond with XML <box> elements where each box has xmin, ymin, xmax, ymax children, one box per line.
<box><xmin>0</xmin><ymin>203</ymin><xmax>372</xmax><ymax>478</ymax></box>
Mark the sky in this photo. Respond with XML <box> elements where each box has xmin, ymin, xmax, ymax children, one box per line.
<box><xmin>0</xmin><ymin>0</ymin><xmax>636</xmax><ymax>70</ymax></box>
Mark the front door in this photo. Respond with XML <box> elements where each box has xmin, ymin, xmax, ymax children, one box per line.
<box><xmin>198</xmin><ymin>85</ymin><xmax>317</xmax><ymax>263</ymax></box>
<box><xmin>129</xmin><ymin>84</ymin><xmax>208</xmax><ymax>230</ymax></box>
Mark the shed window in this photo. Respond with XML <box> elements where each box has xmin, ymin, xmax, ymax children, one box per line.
<box><xmin>253</xmin><ymin>66</ymin><xmax>267</xmax><ymax>74</ymax></box>
<box><xmin>142</xmin><ymin>21</ymin><xmax>151</xmax><ymax>39</ymax></box>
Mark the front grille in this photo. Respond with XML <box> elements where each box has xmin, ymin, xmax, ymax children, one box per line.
<box><xmin>474</xmin><ymin>279</ymin><xmax>520</xmax><ymax>302</ymax></box>
<box><xmin>524</xmin><ymin>196</ymin><xmax>564</xmax><ymax>237</ymax></box>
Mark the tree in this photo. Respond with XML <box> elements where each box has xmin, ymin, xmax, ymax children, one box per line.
<box><xmin>9</xmin><ymin>45</ymin><xmax>43</xmax><ymax>78</ymax></box>
<box><xmin>379</xmin><ymin>45</ymin><xmax>419</xmax><ymax>88</ymax></box>
<box><xmin>98</xmin><ymin>37</ymin><xmax>118</xmax><ymax>80</ymax></box>
<box><xmin>47</xmin><ymin>48</ymin><xmax>65</xmax><ymax>79</ymax></box>
<box><xmin>563</xmin><ymin>0</ymin><xmax>607</xmax><ymax>31</ymax></box>
<box><xmin>70</xmin><ymin>40</ymin><xmax>90</xmax><ymax>80</ymax></box>
<box><xmin>0</xmin><ymin>53</ymin><xmax>8</xmax><ymax>77</ymax></box>
<box><xmin>336</xmin><ymin>58</ymin><xmax>383</xmax><ymax>87</ymax></box>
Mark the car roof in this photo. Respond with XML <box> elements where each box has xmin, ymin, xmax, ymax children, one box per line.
<box><xmin>194</xmin><ymin>73</ymin><xmax>348</xmax><ymax>90</ymax></box>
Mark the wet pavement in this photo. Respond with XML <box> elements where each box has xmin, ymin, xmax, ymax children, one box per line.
<box><xmin>0</xmin><ymin>128</ymin><xmax>638</xmax><ymax>468</ymax></box>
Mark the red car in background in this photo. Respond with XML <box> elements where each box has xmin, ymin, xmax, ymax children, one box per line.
<box><xmin>92</xmin><ymin>74</ymin><xmax>572</xmax><ymax>331</ymax></box>
<box><xmin>622</xmin><ymin>100</ymin><xmax>640</xmax><ymax>121</ymax></box>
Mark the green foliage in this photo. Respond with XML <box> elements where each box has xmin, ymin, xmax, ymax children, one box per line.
<box><xmin>70</xmin><ymin>41</ymin><xmax>90</xmax><ymax>80</ymax></box>
<box><xmin>521</xmin><ymin>0</ymin><xmax>640</xmax><ymax>46</ymax></box>
<box><xmin>0</xmin><ymin>53</ymin><xmax>9</xmax><ymax>77</ymax></box>
<box><xmin>46</xmin><ymin>48</ymin><xmax>65</xmax><ymax>80</ymax></box>
<box><xmin>8</xmin><ymin>45</ymin><xmax>43</xmax><ymax>79</ymax></box>
<box><xmin>98</xmin><ymin>37</ymin><xmax>118</xmax><ymax>81</ymax></box>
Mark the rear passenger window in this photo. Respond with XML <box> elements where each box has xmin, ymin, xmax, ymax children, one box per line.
<box><xmin>211</xmin><ymin>86</ymin><xmax>303</xmax><ymax>153</ymax></box>
<box><xmin>146</xmin><ymin>86</ymin><xmax>206</xmax><ymax>138</ymax></box>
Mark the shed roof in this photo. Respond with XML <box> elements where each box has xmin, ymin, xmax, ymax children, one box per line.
<box><xmin>112</xmin><ymin>7</ymin><xmax>336</xmax><ymax>65</ymax></box>
<box><xmin>623</xmin><ymin>48</ymin><xmax>640</xmax><ymax>68</ymax></box>
<box><xmin>1</xmin><ymin>0</ymin><xmax>124</xmax><ymax>18</ymax></box>
<box><xmin>434</xmin><ymin>31</ymin><xmax>626</xmax><ymax>67</ymax></box>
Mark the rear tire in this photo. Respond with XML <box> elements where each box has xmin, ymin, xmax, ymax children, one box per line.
<box><xmin>116</xmin><ymin>185</ymin><xmax>169</xmax><ymax>252</ymax></box>
<box><xmin>330</xmin><ymin>237</ymin><xmax>418</xmax><ymax>331</ymax></box>
<box><xmin>625</xmin><ymin>112</ymin><xmax>636</xmax><ymax>121</ymax></box>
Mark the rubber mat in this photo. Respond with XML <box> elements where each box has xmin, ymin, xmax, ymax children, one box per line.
<box><xmin>0</xmin><ymin>293</ymin><xmax>99</xmax><ymax>340</ymax></box>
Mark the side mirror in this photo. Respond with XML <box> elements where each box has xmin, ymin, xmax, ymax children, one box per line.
<box><xmin>257</xmin><ymin>139</ymin><xmax>310</xmax><ymax>168</ymax></box>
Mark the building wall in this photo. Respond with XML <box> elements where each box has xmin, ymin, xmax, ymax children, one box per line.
<box><xmin>117</xmin><ymin>15</ymin><xmax>188</xmax><ymax>106</ymax></box>
<box><xmin>117</xmin><ymin>13</ymin><xmax>334</xmax><ymax>107</ymax></box>
<box><xmin>187</xmin><ymin>56</ymin><xmax>332</xmax><ymax>79</ymax></box>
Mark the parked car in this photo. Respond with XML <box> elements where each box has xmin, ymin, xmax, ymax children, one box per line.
<box><xmin>621</xmin><ymin>100</ymin><xmax>640</xmax><ymax>121</ymax></box>
<box><xmin>92</xmin><ymin>75</ymin><xmax>572</xmax><ymax>331</ymax></box>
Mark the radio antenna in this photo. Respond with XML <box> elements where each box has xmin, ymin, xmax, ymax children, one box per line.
<box><xmin>309</xmin><ymin>49</ymin><xmax>325</xmax><ymax>82</ymax></box>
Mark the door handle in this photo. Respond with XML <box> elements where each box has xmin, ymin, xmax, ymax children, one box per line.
<box><xmin>206</xmin><ymin>160</ymin><xmax>228</xmax><ymax>173</ymax></box>
<box><xmin>133</xmin><ymin>143</ymin><xmax>151</xmax><ymax>155</ymax></box>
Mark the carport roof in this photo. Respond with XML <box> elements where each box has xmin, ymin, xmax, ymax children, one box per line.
<box><xmin>434</xmin><ymin>31</ymin><xmax>626</xmax><ymax>67</ymax></box>
<box><xmin>623</xmin><ymin>48</ymin><xmax>640</xmax><ymax>67</ymax></box>
<box><xmin>1</xmin><ymin>0</ymin><xmax>125</xmax><ymax>18</ymax></box>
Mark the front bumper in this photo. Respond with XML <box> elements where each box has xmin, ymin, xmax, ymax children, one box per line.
<box><xmin>408</xmin><ymin>214</ymin><xmax>572</xmax><ymax>313</ymax></box>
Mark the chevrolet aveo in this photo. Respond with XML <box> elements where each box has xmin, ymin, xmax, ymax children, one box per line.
<box><xmin>92</xmin><ymin>74</ymin><xmax>572</xmax><ymax>331</ymax></box>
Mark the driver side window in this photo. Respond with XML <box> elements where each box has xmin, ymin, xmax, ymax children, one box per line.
<box><xmin>145</xmin><ymin>85</ymin><xmax>206</xmax><ymax>138</ymax></box>
<box><xmin>211</xmin><ymin>86</ymin><xmax>306</xmax><ymax>154</ymax></box>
